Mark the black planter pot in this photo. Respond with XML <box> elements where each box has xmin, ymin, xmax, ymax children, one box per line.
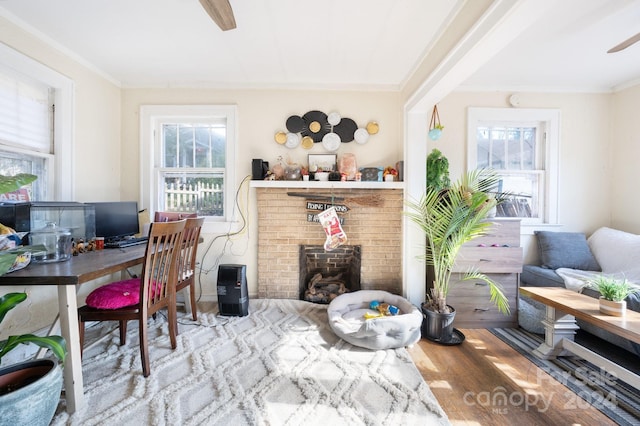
<box><xmin>0</xmin><ymin>359</ymin><xmax>63</xmax><ymax>426</ymax></box>
<box><xmin>421</xmin><ymin>303</ymin><xmax>456</xmax><ymax>343</ymax></box>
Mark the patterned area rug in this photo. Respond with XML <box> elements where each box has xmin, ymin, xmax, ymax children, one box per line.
<box><xmin>490</xmin><ymin>327</ymin><xmax>640</xmax><ymax>426</ymax></box>
<box><xmin>52</xmin><ymin>299</ymin><xmax>449</xmax><ymax>425</ymax></box>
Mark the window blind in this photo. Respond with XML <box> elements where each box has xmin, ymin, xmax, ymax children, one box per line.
<box><xmin>0</xmin><ymin>71</ymin><xmax>52</xmax><ymax>154</ymax></box>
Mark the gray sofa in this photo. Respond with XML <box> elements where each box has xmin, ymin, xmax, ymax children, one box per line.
<box><xmin>519</xmin><ymin>227</ymin><xmax>640</xmax><ymax>356</ymax></box>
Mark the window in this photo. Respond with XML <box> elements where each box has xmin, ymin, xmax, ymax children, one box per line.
<box><xmin>0</xmin><ymin>67</ymin><xmax>52</xmax><ymax>201</ymax></box>
<box><xmin>0</xmin><ymin>44</ymin><xmax>74</xmax><ymax>201</ymax></box>
<box><xmin>140</xmin><ymin>105</ymin><xmax>237</xmax><ymax>228</ymax></box>
<box><xmin>468</xmin><ymin>108</ymin><xmax>559</xmax><ymax>227</ymax></box>
<box><xmin>0</xmin><ymin>150</ymin><xmax>49</xmax><ymax>201</ymax></box>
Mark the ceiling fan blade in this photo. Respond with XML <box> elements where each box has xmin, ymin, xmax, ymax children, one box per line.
<box><xmin>607</xmin><ymin>31</ymin><xmax>640</xmax><ymax>53</ymax></box>
<box><xmin>199</xmin><ymin>0</ymin><xmax>236</xmax><ymax>31</ymax></box>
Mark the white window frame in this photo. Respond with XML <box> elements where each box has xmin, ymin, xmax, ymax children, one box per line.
<box><xmin>0</xmin><ymin>43</ymin><xmax>74</xmax><ymax>200</ymax></box>
<box><xmin>467</xmin><ymin>107</ymin><xmax>560</xmax><ymax>232</ymax></box>
<box><xmin>140</xmin><ymin>105</ymin><xmax>238</xmax><ymax>233</ymax></box>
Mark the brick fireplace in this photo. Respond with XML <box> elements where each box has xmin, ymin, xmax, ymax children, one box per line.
<box><xmin>256</xmin><ymin>186</ymin><xmax>403</xmax><ymax>299</ymax></box>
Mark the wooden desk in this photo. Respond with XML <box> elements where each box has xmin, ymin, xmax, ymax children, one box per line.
<box><xmin>1</xmin><ymin>245</ymin><xmax>147</xmax><ymax>413</ymax></box>
<box><xmin>520</xmin><ymin>286</ymin><xmax>640</xmax><ymax>389</ymax></box>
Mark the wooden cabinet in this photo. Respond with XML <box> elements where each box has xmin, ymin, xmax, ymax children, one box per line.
<box><xmin>436</xmin><ymin>219</ymin><xmax>523</xmax><ymax>328</ymax></box>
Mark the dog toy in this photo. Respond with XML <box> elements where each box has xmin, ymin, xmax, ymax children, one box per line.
<box><xmin>365</xmin><ymin>300</ymin><xmax>400</xmax><ymax>319</ymax></box>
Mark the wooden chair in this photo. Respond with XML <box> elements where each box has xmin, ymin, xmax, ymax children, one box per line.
<box><xmin>153</xmin><ymin>213</ymin><xmax>204</xmax><ymax>322</ymax></box>
<box><xmin>78</xmin><ymin>220</ymin><xmax>186</xmax><ymax>377</ymax></box>
<box><xmin>154</xmin><ymin>211</ymin><xmax>197</xmax><ymax>222</ymax></box>
<box><xmin>175</xmin><ymin>217</ymin><xmax>204</xmax><ymax>324</ymax></box>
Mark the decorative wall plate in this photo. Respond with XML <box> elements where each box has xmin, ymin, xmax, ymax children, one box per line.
<box><xmin>333</xmin><ymin>118</ymin><xmax>357</xmax><ymax>142</ymax></box>
<box><xmin>301</xmin><ymin>136</ymin><xmax>314</xmax><ymax>149</ymax></box>
<box><xmin>301</xmin><ymin>110</ymin><xmax>330</xmax><ymax>142</ymax></box>
<box><xmin>309</xmin><ymin>121</ymin><xmax>321</xmax><ymax>133</ymax></box>
<box><xmin>285</xmin><ymin>132</ymin><xmax>301</xmax><ymax>149</ymax></box>
<box><xmin>274</xmin><ymin>131</ymin><xmax>287</xmax><ymax>144</ymax></box>
<box><xmin>322</xmin><ymin>132</ymin><xmax>341</xmax><ymax>152</ymax></box>
<box><xmin>286</xmin><ymin>115</ymin><xmax>305</xmax><ymax>133</ymax></box>
<box><xmin>327</xmin><ymin>112</ymin><xmax>341</xmax><ymax>126</ymax></box>
<box><xmin>354</xmin><ymin>128</ymin><xmax>369</xmax><ymax>144</ymax></box>
<box><xmin>366</xmin><ymin>121</ymin><xmax>379</xmax><ymax>135</ymax></box>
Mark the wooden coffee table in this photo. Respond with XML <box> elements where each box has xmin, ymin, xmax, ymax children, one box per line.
<box><xmin>520</xmin><ymin>286</ymin><xmax>640</xmax><ymax>389</ymax></box>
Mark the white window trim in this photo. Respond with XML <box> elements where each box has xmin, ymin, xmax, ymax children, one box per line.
<box><xmin>467</xmin><ymin>107</ymin><xmax>560</xmax><ymax>233</ymax></box>
<box><xmin>140</xmin><ymin>105</ymin><xmax>238</xmax><ymax>233</ymax></box>
<box><xmin>0</xmin><ymin>43</ymin><xmax>74</xmax><ymax>200</ymax></box>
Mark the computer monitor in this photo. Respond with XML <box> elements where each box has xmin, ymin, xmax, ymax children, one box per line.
<box><xmin>89</xmin><ymin>201</ymin><xmax>140</xmax><ymax>241</ymax></box>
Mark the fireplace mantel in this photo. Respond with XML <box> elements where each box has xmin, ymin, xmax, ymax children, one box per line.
<box><xmin>250</xmin><ymin>180</ymin><xmax>404</xmax><ymax>189</ymax></box>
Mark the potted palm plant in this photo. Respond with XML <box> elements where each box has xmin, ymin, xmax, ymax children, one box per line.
<box><xmin>405</xmin><ymin>168</ymin><xmax>510</xmax><ymax>342</ymax></box>
<box><xmin>588</xmin><ymin>275</ymin><xmax>639</xmax><ymax>317</ymax></box>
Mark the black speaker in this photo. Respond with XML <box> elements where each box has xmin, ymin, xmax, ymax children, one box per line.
<box><xmin>217</xmin><ymin>264</ymin><xmax>249</xmax><ymax>316</ymax></box>
<box><xmin>252</xmin><ymin>159</ymin><xmax>269</xmax><ymax>180</ymax></box>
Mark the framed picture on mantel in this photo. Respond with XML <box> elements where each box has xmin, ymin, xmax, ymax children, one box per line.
<box><xmin>308</xmin><ymin>154</ymin><xmax>336</xmax><ymax>172</ymax></box>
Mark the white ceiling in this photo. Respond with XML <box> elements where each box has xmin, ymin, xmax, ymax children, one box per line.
<box><xmin>1</xmin><ymin>0</ymin><xmax>640</xmax><ymax>93</ymax></box>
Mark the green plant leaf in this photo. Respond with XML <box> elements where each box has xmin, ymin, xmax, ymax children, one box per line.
<box><xmin>0</xmin><ymin>334</ymin><xmax>66</xmax><ymax>364</ymax></box>
<box><xmin>0</xmin><ymin>253</ymin><xmax>19</xmax><ymax>277</ymax></box>
<box><xmin>0</xmin><ymin>292</ymin><xmax>67</xmax><ymax>364</ymax></box>
<box><xmin>426</xmin><ymin>149</ymin><xmax>450</xmax><ymax>192</ymax></box>
<box><xmin>0</xmin><ymin>173</ymin><xmax>37</xmax><ymax>195</ymax></box>
<box><xmin>0</xmin><ymin>292</ymin><xmax>27</xmax><ymax>324</ymax></box>
<box><xmin>588</xmin><ymin>275</ymin><xmax>640</xmax><ymax>302</ymax></box>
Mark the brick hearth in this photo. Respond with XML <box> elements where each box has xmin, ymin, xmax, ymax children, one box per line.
<box><xmin>256</xmin><ymin>187</ymin><xmax>403</xmax><ymax>299</ymax></box>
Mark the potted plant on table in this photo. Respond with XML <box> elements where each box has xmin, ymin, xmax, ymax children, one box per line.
<box><xmin>588</xmin><ymin>275</ymin><xmax>640</xmax><ymax>317</ymax></box>
<box><xmin>405</xmin><ymin>168</ymin><xmax>510</xmax><ymax>343</ymax></box>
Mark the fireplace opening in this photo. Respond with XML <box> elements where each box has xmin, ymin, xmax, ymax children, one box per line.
<box><xmin>299</xmin><ymin>245</ymin><xmax>361</xmax><ymax>304</ymax></box>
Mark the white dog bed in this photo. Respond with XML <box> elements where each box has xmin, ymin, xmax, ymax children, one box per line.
<box><xmin>327</xmin><ymin>290</ymin><xmax>422</xmax><ymax>350</ymax></box>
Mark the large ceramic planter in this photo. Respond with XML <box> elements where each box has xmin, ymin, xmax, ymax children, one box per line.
<box><xmin>599</xmin><ymin>297</ymin><xmax>626</xmax><ymax>317</ymax></box>
<box><xmin>0</xmin><ymin>359</ymin><xmax>63</xmax><ymax>426</ymax></box>
<box><xmin>421</xmin><ymin>303</ymin><xmax>456</xmax><ymax>343</ymax></box>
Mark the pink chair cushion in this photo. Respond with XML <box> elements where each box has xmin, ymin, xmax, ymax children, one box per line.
<box><xmin>86</xmin><ymin>278</ymin><xmax>141</xmax><ymax>309</ymax></box>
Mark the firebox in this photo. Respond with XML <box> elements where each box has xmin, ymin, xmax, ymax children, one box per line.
<box><xmin>299</xmin><ymin>245</ymin><xmax>361</xmax><ymax>304</ymax></box>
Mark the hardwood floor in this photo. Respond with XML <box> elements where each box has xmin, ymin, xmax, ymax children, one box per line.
<box><xmin>407</xmin><ymin>329</ymin><xmax>616</xmax><ymax>425</ymax></box>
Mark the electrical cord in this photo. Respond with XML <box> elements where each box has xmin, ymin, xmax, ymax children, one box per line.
<box><xmin>198</xmin><ymin>174</ymin><xmax>250</xmax><ymax>273</ymax></box>
<box><xmin>194</xmin><ymin>174</ymin><xmax>251</xmax><ymax>303</ymax></box>
<box><xmin>157</xmin><ymin>309</ymin><xmax>230</xmax><ymax>328</ymax></box>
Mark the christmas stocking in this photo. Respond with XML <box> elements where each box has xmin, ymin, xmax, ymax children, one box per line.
<box><xmin>318</xmin><ymin>206</ymin><xmax>347</xmax><ymax>250</ymax></box>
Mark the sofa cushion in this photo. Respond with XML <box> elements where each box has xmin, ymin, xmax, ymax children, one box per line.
<box><xmin>588</xmin><ymin>227</ymin><xmax>640</xmax><ymax>274</ymax></box>
<box><xmin>520</xmin><ymin>265</ymin><xmax>565</xmax><ymax>287</ymax></box>
<box><xmin>535</xmin><ymin>231</ymin><xmax>600</xmax><ymax>271</ymax></box>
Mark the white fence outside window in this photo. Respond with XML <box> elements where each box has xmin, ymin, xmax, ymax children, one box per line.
<box><xmin>164</xmin><ymin>181</ymin><xmax>223</xmax><ymax>216</ymax></box>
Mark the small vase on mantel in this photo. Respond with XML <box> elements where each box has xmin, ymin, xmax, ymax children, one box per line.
<box><xmin>599</xmin><ymin>297</ymin><xmax>626</xmax><ymax>317</ymax></box>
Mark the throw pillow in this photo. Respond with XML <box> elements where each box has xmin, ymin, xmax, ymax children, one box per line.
<box><xmin>588</xmin><ymin>227</ymin><xmax>640</xmax><ymax>274</ymax></box>
<box><xmin>535</xmin><ymin>231</ymin><xmax>601</xmax><ymax>271</ymax></box>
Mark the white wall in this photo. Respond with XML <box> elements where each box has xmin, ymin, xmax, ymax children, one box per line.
<box><xmin>611</xmin><ymin>84</ymin><xmax>640</xmax><ymax>233</ymax></box>
<box><xmin>121</xmin><ymin>88</ymin><xmax>402</xmax><ymax>299</ymax></box>
<box><xmin>434</xmin><ymin>90</ymin><xmax>613</xmax><ymax>264</ymax></box>
<box><xmin>0</xmin><ymin>17</ymin><xmax>122</xmax><ymax>334</ymax></box>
